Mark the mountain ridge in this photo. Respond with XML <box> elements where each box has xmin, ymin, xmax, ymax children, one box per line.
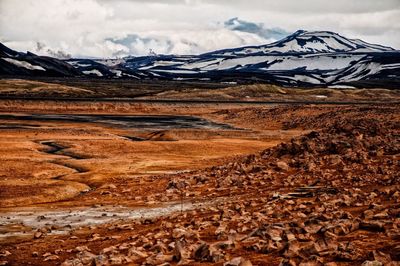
<box><xmin>204</xmin><ymin>30</ymin><xmax>394</xmax><ymax>56</ymax></box>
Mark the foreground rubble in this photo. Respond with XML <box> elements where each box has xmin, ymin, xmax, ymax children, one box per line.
<box><xmin>56</xmin><ymin>117</ymin><xmax>400</xmax><ymax>266</ymax></box>
<box><xmin>1</xmin><ymin>105</ymin><xmax>399</xmax><ymax>266</ymax></box>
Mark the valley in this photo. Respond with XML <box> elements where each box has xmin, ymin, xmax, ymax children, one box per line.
<box><xmin>0</xmin><ymin>81</ymin><xmax>398</xmax><ymax>265</ymax></box>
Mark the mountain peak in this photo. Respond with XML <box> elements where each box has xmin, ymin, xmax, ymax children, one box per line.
<box><xmin>269</xmin><ymin>30</ymin><xmax>394</xmax><ymax>54</ymax></box>
<box><xmin>208</xmin><ymin>30</ymin><xmax>394</xmax><ymax>56</ymax></box>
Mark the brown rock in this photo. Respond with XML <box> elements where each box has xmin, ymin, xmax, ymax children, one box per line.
<box><xmin>75</xmin><ymin>246</ymin><xmax>90</xmax><ymax>252</ymax></box>
<box><xmin>145</xmin><ymin>254</ymin><xmax>174</xmax><ymax>265</ymax></box>
<box><xmin>373</xmin><ymin>210</ymin><xmax>389</xmax><ymax>219</ymax></box>
<box><xmin>213</xmin><ymin>240</ymin><xmax>235</xmax><ymax>250</ymax></box>
<box><xmin>285</xmin><ymin>240</ymin><xmax>319</xmax><ymax>259</ymax></box>
<box><xmin>279</xmin><ymin>258</ymin><xmax>297</xmax><ymax>266</ymax></box>
<box><xmin>285</xmin><ymin>231</ymin><xmax>296</xmax><ymax>242</ymax></box>
<box><xmin>241</xmin><ymin>237</ymin><xmax>267</xmax><ymax>252</ymax></box>
<box><xmin>43</xmin><ymin>255</ymin><xmax>59</xmax><ymax>261</ymax></box>
<box><xmin>193</xmin><ymin>243</ymin><xmax>211</xmax><ymax>262</ymax></box>
<box><xmin>303</xmin><ymin>222</ymin><xmax>323</xmax><ymax>234</ymax></box>
<box><xmin>372</xmin><ymin>250</ymin><xmax>392</xmax><ymax>265</ymax></box>
<box><xmin>361</xmin><ymin>261</ymin><xmax>383</xmax><ymax>266</ymax></box>
<box><xmin>266</xmin><ymin>226</ymin><xmax>284</xmax><ymax>242</ymax></box>
<box><xmin>299</xmin><ymin>261</ymin><xmax>323</xmax><ymax>266</ymax></box>
<box><xmin>0</xmin><ymin>251</ymin><xmax>10</xmax><ymax>258</ymax></box>
<box><xmin>101</xmin><ymin>245</ymin><xmax>117</xmax><ymax>254</ymax></box>
<box><xmin>364</xmin><ymin>210</ymin><xmax>375</xmax><ymax>220</ymax></box>
<box><xmin>335</xmin><ymin>250</ymin><xmax>360</xmax><ymax>261</ymax></box>
<box><xmin>34</xmin><ymin>231</ymin><xmax>43</xmax><ymax>239</ymax></box>
<box><xmin>360</xmin><ymin>221</ymin><xmax>385</xmax><ymax>232</ymax></box>
<box><xmin>172</xmin><ymin>228</ymin><xmax>187</xmax><ymax>239</ymax></box>
<box><xmin>173</xmin><ymin>240</ymin><xmax>184</xmax><ymax>262</ymax></box>
<box><xmin>61</xmin><ymin>259</ymin><xmax>80</xmax><ymax>266</ymax></box>
<box><xmin>109</xmin><ymin>254</ymin><xmax>124</xmax><ymax>265</ymax></box>
<box><xmin>277</xmin><ymin>161</ymin><xmax>289</xmax><ymax>171</ymax></box>
<box><xmin>284</xmin><ymin>240</ymin><xmax>301</xmax><ymax>258</ymax></box>
<box><xmin>224</xmin><ymin>257</ymin><xmax>253</xmax><ymax>266</ymax></box>
<box><xmin>324</xmin><ymin>263</ymin><xmax>338</xmax><ymax>266</ymax></box>
<box><xmin>128</xmin><ymin>249</ymin><xmax>148</xmax><ymax>259</ymax></box>
<box><xmin>78</xmin><ymin>251</ymin><xmax>97</xmax><ymax>265</ymax></box>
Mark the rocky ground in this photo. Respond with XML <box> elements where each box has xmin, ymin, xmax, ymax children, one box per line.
<box><xmin>0</xmin><ymin>102</ymin><xmax>399</xmax><ymax>266</ymax></box>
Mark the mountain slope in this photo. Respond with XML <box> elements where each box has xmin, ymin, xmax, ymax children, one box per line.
<box><xmin>0</xmin><ymin>44</ymin><xmax>81</xmax><ymax>77</ymax></box>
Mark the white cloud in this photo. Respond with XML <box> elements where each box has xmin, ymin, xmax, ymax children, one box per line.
<box><xmin>0</xmin><ymin>0</ymin><xmax>399</xmax><ymax>58</ymax></box>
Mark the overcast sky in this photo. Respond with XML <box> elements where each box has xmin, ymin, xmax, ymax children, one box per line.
<box><xmin>0</xmin><ymin>0</ymin><xmax>399</xmax><ymax>58</ymax></box>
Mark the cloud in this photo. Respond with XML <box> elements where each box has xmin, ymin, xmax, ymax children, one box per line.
<box><xmin>223</xmin><ymin>17</ymin><xmax>289</xmax><ymax>41</ymax></box>
<box><xmin>105</xmin><ymin>28</ymin><xmax>267</xmax><ymax>57</ymax></box>
<box><xmin>200</xmin><ymin>0</ymin><xmax>400</xmax><ymax>14</ymax></box>
<box><xmin>0</xmin><ymin>0</ymin><xmax>399</xmax><ymax>58</ymax></box>
<box><xmin>35</xmin><ymin>42</ymin><xmax>72</xmax><ymax>59</ymax></box>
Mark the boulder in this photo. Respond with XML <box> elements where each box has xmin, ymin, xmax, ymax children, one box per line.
<box><xmin>360</xmin><ymin>221</ymin><xmax>385</xmax><ymax>232</ymax></box>
<box><xmin>193</xmin><ymin>243</ymin><xmax>210</xmax><ymax>262</ymax></box>
<box><xmin>43</xmin><ymin>255</ymin><xmax>59</xmax><ymax>261</ymax></box>
<box><xmin>277</xmin><ymin>161</ymin><xmax>289</xmax><ymax>171</ymax></box>
<box><xmin>361</xmin><ymin>261</ymin><xmax>383</xmax><ymax>266</ymax></box>
<box><xmin>224</xmin><ymin>257</ymin><xmax>253</xmax><ymax>266</ymax></box>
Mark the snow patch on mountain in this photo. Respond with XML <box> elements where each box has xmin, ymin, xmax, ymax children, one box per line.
<box><xmin>1</xmin><ymin>58</ymin><xmax>46</xmax><ymax>71</ymax></box>
<box><xmin>82</xmin><ymin>69</ymin><xmax>103</xmax><ymax>76</ymax></box>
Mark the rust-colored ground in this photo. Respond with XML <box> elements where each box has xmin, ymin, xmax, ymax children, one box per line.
<box><xmin>0</xmin><ymin>105</ymin><xmax>296</xmax><ymax>210</ymax></box>
<box><xmin>0</xmin><ymin>88</ymin><xmax>399</xmax><ymax>265</ymax></box>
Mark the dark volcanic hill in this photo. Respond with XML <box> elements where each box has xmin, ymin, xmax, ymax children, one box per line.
<box><xmin>0</xmin><ymin>43</ymin><xmax>80</xmax><ymax>77</ymax></box>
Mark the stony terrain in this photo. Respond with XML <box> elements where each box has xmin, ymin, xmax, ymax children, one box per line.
<box><xmin>0</xmin><ymin>101</ymin><xmax>399</xmax><ymax>266</ymax></box>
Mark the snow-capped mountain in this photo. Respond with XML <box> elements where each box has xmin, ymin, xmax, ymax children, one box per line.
<box><xmin>0</xmin><ymin>43</ymin><xmax>80</xmax><ymax>77</ymax></box>
<box><xmin>1</xmin><ymin>30</ymin><xmax>399</xmax><ymax>88</ymax></box>
<box><xmin>205</xmin><ymin>30</ymin><xmax>394</xmax><ymax>56</ymax></box>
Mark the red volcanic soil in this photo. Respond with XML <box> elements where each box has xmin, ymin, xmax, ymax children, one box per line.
<box><xmin>0</xmin><ymin>100</ymin><xmax>398</xmax><ymax>266</ymax></box>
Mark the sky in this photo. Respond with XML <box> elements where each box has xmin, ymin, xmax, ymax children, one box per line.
<box><xmin>0</xmin><ymin>0</ymin><xmax>399</xmax><ymax>58</ymax></box>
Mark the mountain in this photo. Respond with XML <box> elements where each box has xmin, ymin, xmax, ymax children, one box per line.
<box><xmin>205</xmin><ymin>30</ymin><xmax>394</xmax><ymax>55</ymax></box>
<box><xmin>115</xmin><ymin>31</ymin><xmax>400</xmax><ymax>87</ymax></box>
<box><xmin>1</xmin><ymin>30</ymin><xmax>399</xmax><ymax>88</ymax></box>
<box><xmin>0</xmin><ymin>43</ymin><xmax>80</xmax><ymax>77</ymax></box>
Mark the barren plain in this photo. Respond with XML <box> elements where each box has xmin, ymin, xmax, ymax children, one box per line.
<box><xmin>0</xmin><ymin>78</ymin><xmax>399</xmax><ymax>266</ymax></box>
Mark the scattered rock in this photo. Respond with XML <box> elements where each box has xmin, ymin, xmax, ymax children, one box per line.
<box><xmin>224</xmin><ymin>257</ymin><xmax>253</xmax><ymax>266</ymax></box>
<box><xmin>34</xmin><ymin>232</ymin><xmax>43</xmax><ymax>239</ymax></box>
<box><xmin>362</xmin><ymin>261</ymin><xmax>383</xmax><ymax>266</ymax></box>
<box><xmin>277</xmin><ymin>161</ymin><xmax>289</xmax><ymax>171</ymax></box>
<box><xmin>360</xmin><ymin>221</ymin><xmax>385</xmax><ymax>232</ymax></box>
<box><xmin>43</xmin><ymin>255</ymin><xmax>59</xmax><ymax>261</ymax></box>
<box><xmin>193</xmin><ymin>243</ymin><xmax>211</xmax><ymax>262</ymax></box>
<box><xmin>0</xmin><ymin>252</ymin><xmax>10</xmax><ymax>258</ymax></box>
